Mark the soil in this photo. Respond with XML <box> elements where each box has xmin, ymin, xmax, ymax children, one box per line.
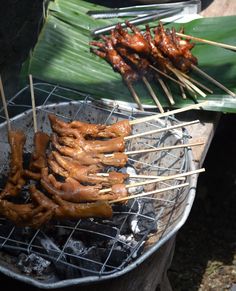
<box><xmin>169</xmin><ymin>113</ymin><xmax>236</xmax><ymax>290</ymax></box>
<box><xmin>0</xmin><ymin>1</ymin><xmax>235</xmax><ymax>290</ymax></box>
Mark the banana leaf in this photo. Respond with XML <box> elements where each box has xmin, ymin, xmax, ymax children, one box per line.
<box><xmin>20</xmin><ymin>0</ymin><xmax>236</xmax><ymax>112</ymax></box>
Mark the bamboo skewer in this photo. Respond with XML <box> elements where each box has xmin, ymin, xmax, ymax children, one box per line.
<box><xmin>149</xmin><ymin>65</ymin><xmax>185</xmax><ymax>87</ymax></box>
<box><xmin>142</xmin><ymin>76</ymin><xmax>164</xmax><ymax>113</ymax></box>
<box><xmin>100</xmin><ymin>168</ymin><xmax>205</xmax><ymax>194</ymax></box>
<box><xmin>125</xmin><ymin>141</ymin><xmax>204</xmax><ymax>155</ymax></box>
<box><xmin>155</xmin><ymin>74</ymin><xmax>175</xmax><ymax>105</ymax></box>
<box><xmin>104</xmin><ymin>141</ymin><xmax>204</xmax><ymax>158</ymax></box>
<box><xmin>178</xmin><ymin>70</ymin><xmax>213</xmax><ymax>94</ymax></box>
<box><xmin>191</xmin><ymin>64</ymin><xmax>236</xmax><ymax>97</ymax></box>
<box><xmin>0</xmin><ymin>76</ymin><xmax>11</xmax><ymax>132</ymax></box>
<box><xmin>126</xmin><ymin>80</ymin><xmax>144</xmax><ymax>111</ymax></box>
<box><xmin>110</xmin><ymin>182</ymin><xmax>189</xmax><ymax>203</ymax></box>
<box><xmin>129</xmin><ymin>101</ymin><xmax>208</xmax><ymax>125</ymax></box>
<box><xmin>179</xmin><ymin>84</ymin><xmax>187</xmax><ymax>99</ymax></box>
<box><xmin>175</xmin><ymin>32</ymin><xmax>236</xmax><ymax>52</ymax></box>
<box><xmin>95</xmin><ymin>173</ymin><xmax>185</xmax><ymax>180</ymax></box>
<box><xmin>29</xmin><ymin>75</ymin><xmax>38</xmax><ymax>133</ymax></box>
<box><xmin>124</xmin><ymin>119</ymin><xmax>199</xmax><ymax>141</ymax></box>
<box><xmin>171</xmin><ymin>68</ymin><xmax>207</xmax><ymax>97</ymax></box>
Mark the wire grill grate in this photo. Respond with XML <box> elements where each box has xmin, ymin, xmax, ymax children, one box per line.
<box><xmin>0</xmin><ymin>82</ymin><xmax>195</xmax><ymax>285</ymax></box>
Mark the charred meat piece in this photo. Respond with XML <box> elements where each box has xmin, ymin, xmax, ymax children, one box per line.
<box><xmin>154</xmin><ymin>23</ymin><xmax>197</xmax><ymax>72</ymax></box>
<box><xmin>114</xmin><ymin>22</ymin><xmax>151</xmax><ymax>55</ymax></box>
<box><xmin>90</xmin><ymin>34</ymin><xmax>139</xmax><ymax>83</ymax></box>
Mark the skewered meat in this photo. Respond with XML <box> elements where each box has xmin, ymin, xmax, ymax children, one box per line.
<box><xmin>51</xmin><ymin>133</ymin><xmax>128</xmax><ymax>167</ymax></box>
<box><xmin>0</xmin><ymin>131</ymin><xmax>26</xmax><ymax>198</ymax></box>
<box><xmin>48</xmin><ymin>152</ymin><xmax>128</xmax><ymax>186</ymax></box>
<box><xmin>154</xmin><ymin>22</ymin><xmax>197</xmax><ymax>72</ymax></box>
<box><xmin>41</xmin><ymin>168</ymin><xmax>128</xmax><ymax>202</ymax></box>
<box><xmin>50</xmin><ymin>123</ymin><xmax>125</xmax><ymax>154</ymax></box>
<box><xmin>114</xmin><ymin>22</ymin><xmax>151</xmax><ymax>55</ymax></box>
<box><xmin>49</xmin><ymin>114</ymin><xmax>132</xmax><ymax>138</ymax></box>
<box><xmin>144</xmin><ymin>25</ymin><xmax>173</xmax><ymax>73</ymax></box>
<box><xmin>31</xmin><ymin>185</ymin><xmax>113</xmax><ymax>220</ymax></box>
<box><xmin>24</xmin><ymin>131</ymin><xmax>50</xmax><ymax>180</ymax></box>
<box><xmin>0</xmin><ymin>186</ymin><xmax>55</xmax><ymax>228</ymax></box>
<box><xmin>90</xmin><ymin>35</ymin><xmax>138</xmax><ymax>83</ymax></box>
<box><xmin>48</xmin><ymin>152</ymin><xmax>107</xmax><ymax>185</ymax></box>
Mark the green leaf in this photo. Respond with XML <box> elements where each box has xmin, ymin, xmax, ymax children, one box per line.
<box><xmin>21</xmin><ymin>0</ymin><xmax>236</xmax><ymax>112</ymax></box>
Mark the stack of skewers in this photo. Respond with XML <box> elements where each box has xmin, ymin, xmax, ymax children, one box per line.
<box><xmin>0</xmin><ymin>76</ymin><xmax>205</xmax><ymax>229</ymax></box>
<box><xmin>90</xmin><ymin>21</ymin><xmax>235</xmax><ymax>111</ymax></box>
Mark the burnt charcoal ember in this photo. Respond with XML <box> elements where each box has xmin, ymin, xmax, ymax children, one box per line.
<box><xmin>0</xmin><ymin>224</ymin><xmax>36</xmax><ymax>255</ymax></box>
<box><xmin>72</xmin><ymin>220</ymin><xmax>118</xmax><ymax>245</ymax></box>
<box><xmin>129</xmin><ymin>199</ymin><xmax>157</xmax><ymax>237</ymax></box>
<box><xmin>67</xmin><ymin>245</ymin><xmax>101</xmax><ymax>277</ymax></box>
<box><xmin>99</xmin><ymin>248</ymin><xmax>129</xmax><ymax>271</ymax></box>
<box><xmin>38</xmin><ymin>232</ymin><xmax>78</xmax><ymax>279</ymax></box>
<box><xmin>17</xmin><ymin>253</ymin><xmax>51</xmax><ymax>275</ymax></box>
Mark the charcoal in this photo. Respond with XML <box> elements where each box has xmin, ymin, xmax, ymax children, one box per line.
<box><xmin>99</xmin><ymin>248</ymin><xmax>129</xmax><ymax>270</ymax></box>
<box><xmin>68</xmin><ymin>246</ymin><xmax>102</xmax><ymax>277</ymax></box>
<box><xmin>72</xmin><ymin>221</ymin><xmax>118</xmax><ymax>245</ymax></box>
<box><xmin>0</xmin><ymin>225</ymin><xmax>36</xmax><ymax>256</ymax></box>
<box><xmin>129</xmin><ymin>199</ymin><xmax>157</xmax><ymax>237</ymax></box>
<box><xmin>17</xmin><ymin>253</ymin><xmax>51</xmax><ymax>275</ymax></box>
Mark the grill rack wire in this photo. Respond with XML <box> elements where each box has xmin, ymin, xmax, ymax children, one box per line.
<box><xmin>0</xmin><ymin>83</ymin><xmax>197</xmax><ymax>288</ymax></box>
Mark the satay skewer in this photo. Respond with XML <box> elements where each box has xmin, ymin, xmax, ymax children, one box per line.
<box><xmin>171</xmin><ymin>68</ymin><xmax>207</xmax><ymax>97</ymax></box>
<box><xmin>155</xmin><ymin>74</ymin><xmax>175</xmax><ymax>105</ymax></box>
<box><xmin>110</xmin><ymin>182</ymin><xmax>189</xmax><ymax>203</ymax></box>
<box><xmin>178</xmin><ymin>70</ymin><xmax>213</xmax><ymax>94</ymax></box>
<box><xmin>95</xmin><ymin>173</ymin><xmax>185</xmax><ymax>180</ymax></box>
<box><xmin>123</xmin><ymin>141</ymin><xmax>204</xmax><ymax>156</ymax></box>
<box><xmin>29</xmin><ymin>74</ymin><xmax>38</xmax><ymax>133</ymax></box>
<box><xmin>149</xmin><ymin>65</ymin><xmax>185</xmax><ymax>87</ymax></box>
<box><xmin>142</xmin><ymin>76</ymin><xmax>164</xmax><ymax>113</ymax></box>
<box><xmin>175</xmin><ymin>32</ymin><xmax>236</xmax><ymax>52</ymax></box>
<box><xmin>0</xmin><ymin>76</ymin><xmax>11</xmax><ymax>131</ymax></box>
<box><xmin>129</xmin><ymin>101</ymin><xmax>208</xmax><ymax>125</ymax></box>
<box><xmin>100</xmin><ymin>168</ymin><xmax>204</xmax><ymax>194</ymax></box>
<box><xmin>124</xmin><ymin>119</ymin><xmax>200</xmax><ymax>141</ymax></box>
<box><xmin>126</xmin><ymin>80</ymin><xmax>144</xmax><ymax>111</ymax></box>
<box><xmin>179</xmin><ymin>84</ymin><xmax>187</xmax><ymax>99</ymax></box>
<box><xmin>191</xmin><ymin>64</ymin><xmax>236</xmax><ymax>97</ymax></box>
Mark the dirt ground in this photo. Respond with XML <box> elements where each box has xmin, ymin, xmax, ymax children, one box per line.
<box><xmin>169</xmin><ymin>113</ymin><xmax>236</xmax><ymax>290</ymax></box>
<box><xmin>0</xmin><ymin>1</ymin><xmax>236</xmax><ymax>290</ymax></box>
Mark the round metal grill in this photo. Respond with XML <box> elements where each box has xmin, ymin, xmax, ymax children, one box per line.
<box><xmin>0</xmin><ymin>83</ymin><xmax>197</xmax><ymax>288</ymax></box>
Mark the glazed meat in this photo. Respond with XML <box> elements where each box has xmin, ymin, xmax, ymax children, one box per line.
<box><xmin>49</xmin><ymin>114</ymin><xmax>132</xmax><ymax>138</ymax></box>
<box><xmin>51</xmin><ymin>133</ymin><xmax>128</xmax><ymax>167</ymax></box>
<box><xmin>0</xmin><ymin>186</ymin><xmax>55</xmax><ymax>228</ymax></box>
<box><xmin>90</xmin><ymin>34</ymin><xmax>139</xmax><ymax>83</ymax></box>
<box><xmin>24</xmin><ymin>131</ymin><xmax>50</xmax><ymax>180</ymax></box>
<box><xmin>31</xmin><ymin>185</ymin><xmax>113</xmax><ymax>220</ymax></box>
<box><xmin>41</xmin><ymin>168</ymin><xmax>128</xmax><ymax>202</ymax></box>
<box><xmin>114</xmin><ymin>22</ymin><xmax>151</xmax><ymax>55</ymax></box>
<box><xmin>48</xmin><ymin>152</ymin><xmax>128</xmax><ymax>186</ymax></box>
<box><xmin>0</xmin><ymin>130</ymin><xmax>26</xmax><ymax>198</ymax></box>
<box><xmin>50</xmin><ymin>123</ymin><xmax>125</xmax><ymax>154</ymax></box>
<box><xmin>154</xmin><ymin>23</ymin><xmax>197</xmax><ymax>72</ymax></box>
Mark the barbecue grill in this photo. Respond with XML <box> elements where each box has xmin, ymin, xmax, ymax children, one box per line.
<box><xmin>0</xmin><ymin>83</ymin><xmax>197</xmax><ymax>289</ymax></box>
